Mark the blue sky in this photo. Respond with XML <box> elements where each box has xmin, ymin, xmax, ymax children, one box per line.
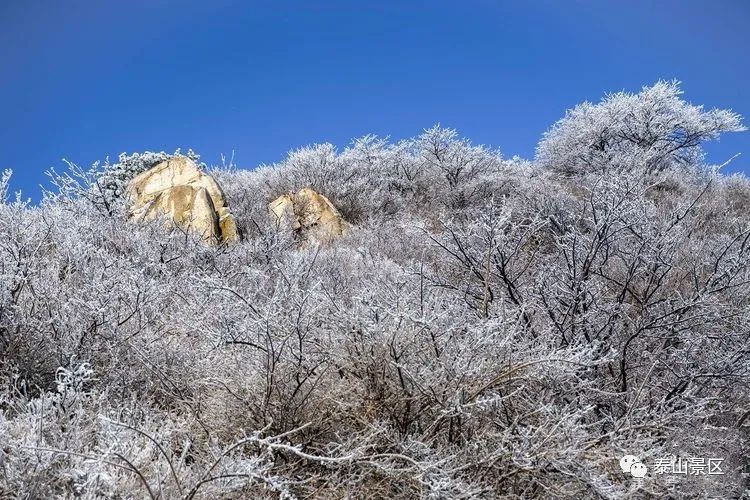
<box><xmin>1</xmin><ymin>0</ymin><xmax>748</xmax><ymax>199</ymax></box>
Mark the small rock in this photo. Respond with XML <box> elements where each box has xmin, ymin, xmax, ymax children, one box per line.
<box><xmin>269</xmin><ymin>188</ymin><xmax>348</xmax><ymax>245</ymax></box>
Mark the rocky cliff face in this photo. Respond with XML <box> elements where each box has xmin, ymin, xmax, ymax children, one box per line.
<box><xmin>126</xmin><ymin>156</ymin><xmax>239</xmax><ymax>244</ymax></box>
<box><xmin>269</xmin><ymin>188</ymin><xmax>348</xmax><ymax>245</ymax></box>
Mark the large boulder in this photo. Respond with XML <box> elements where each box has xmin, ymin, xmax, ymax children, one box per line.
<box><xmin>269</xmin><ymin>188</ymin><xmax>348</xmax><ymax>245</ymax></box>
<box><xmin>126</xmin><ymin>156</ymin><xmax>239</xmax><ymax>244</ymax></box>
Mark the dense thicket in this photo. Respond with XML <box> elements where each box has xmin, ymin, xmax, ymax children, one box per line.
<box><xmin>1</xmin><ymin>82</ymin><xmax>748</xmax><ymax>498</ymax></box>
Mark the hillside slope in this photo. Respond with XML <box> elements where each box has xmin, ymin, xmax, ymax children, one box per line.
<box><xmin>0</xmin><ymin>83</ymin><xmax>748</xmax><ymax>498</ymax></box>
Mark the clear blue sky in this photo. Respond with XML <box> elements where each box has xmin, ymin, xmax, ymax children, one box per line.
<box><xmin>2</xmin><ymin>0</ymin><xmax>748</xmax><ymax>199</ymax></box>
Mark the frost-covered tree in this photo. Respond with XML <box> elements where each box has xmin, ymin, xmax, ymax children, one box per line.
<box><xmin>537</xmin><ymin>80</ymin><xmax>745</xmax><ymax>175</ymax></box>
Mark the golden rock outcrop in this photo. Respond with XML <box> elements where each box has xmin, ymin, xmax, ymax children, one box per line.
<box><xmin>269</xmin><ymin>188</ymin><xmax>348</xmax><ymax>245</ymax></box>
<box><xmin>126</xmin><ymin>156</ymin><xmax>239</xmax><ymax>244</ymax></box>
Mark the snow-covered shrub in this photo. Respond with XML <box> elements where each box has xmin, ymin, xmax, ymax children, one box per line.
<box><xmin>258</xmin><ymin>126</ymin><xmax>507</xmax><ymax>224</ymax></box>
<box><xmin>0</xmin><ymin>169</ymin><xmax>12</xmax><ymax>203</ymax></box>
